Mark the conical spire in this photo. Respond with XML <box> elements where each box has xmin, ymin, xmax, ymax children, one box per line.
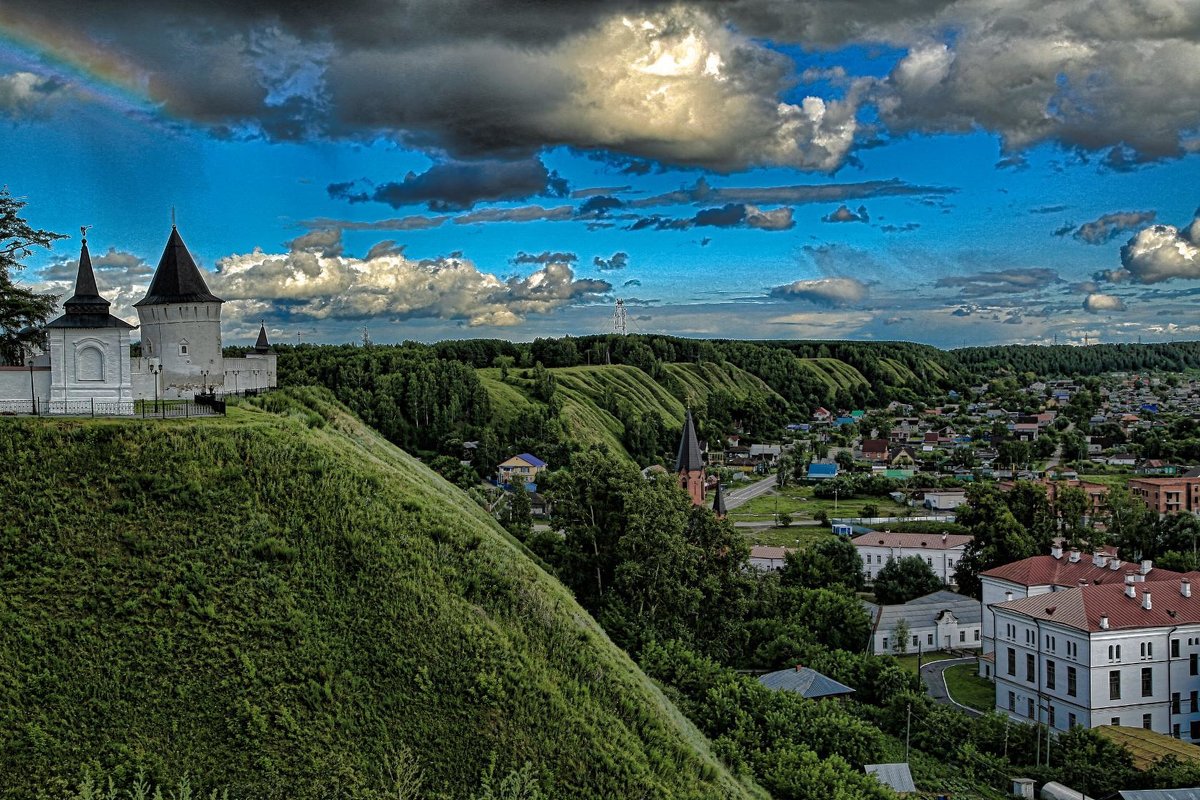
<box><xmin>712</xmin><ymin>482</ymin><xmax>727</xmax><ymax>517</ymax></box>
<box><xmin>63</xmin><ymin>234</ymin><xmax>107</xmax><ymax>314</ymax></box>
<box><xmin>135</xmin><ymin>225</ymin><xmax>223</xmax><ymax>306</ymax></box>
<box><xmin>46</xmin><ymin>230</ymin><xmax>134</xmax><ymax>330</ymax></box>
<box><xmin>675</xmin><ymin>408</ymin><xmax>704</xmax><ymax>473</ymax></box>
<box><xmin>253</xmin><ymin>321</ymin><xmax>273</xmax><ymax>353</ymax></box>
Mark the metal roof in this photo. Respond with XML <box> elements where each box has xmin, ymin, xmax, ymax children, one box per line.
<box><xmin>1121</xmin><ymin>790</ymin><xmax>1200</xmax><ymax>800</ymax></box>
<box><xmin>45</xmin><ymin>238</ymin><xmax>135</xmax><ymax>330</ymax></box>
<box><xmin>758</xmin><ymin>666</ymin><xmax>855</xmax><ymax>699</ymax></box>
<box><xmin>864</xmin><ymin>763</ymin><xmax>916</xmax><ymax>793</ymax></box>
<box><xmin>866</xmin><ymin>590</ymin><xmax>981</xmax><ymax>630</ymax></box>
<box><xmin>852</xmin><ymin>532</ymin><xmax>972</xmax><ymax>550</ymax></box>
<box><xmin>981</xmin><ymin>554</ymin><xmax>1182</xmax><ymax>589</ymax></box>
<box><xmin>135</xmin><ymin>226</ymin><xmax>222</xmax><ymax>307</ymax></box>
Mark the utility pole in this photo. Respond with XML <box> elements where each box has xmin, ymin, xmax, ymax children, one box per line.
<box><xmin>905</xmin><ymin>702</ymin><xmax>912</xmax><ymax>761</ymax></box>
<box><xmin>612</xmin><ymin>299</ymin><xmax>627</xmax><ymax>336</ymax></box>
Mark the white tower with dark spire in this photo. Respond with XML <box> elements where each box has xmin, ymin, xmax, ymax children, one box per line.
<box><xmin>44</xmin><ymin>231</ymin><xmax>135</xmax><ymax>413</ymax></box>
<box><xmin>134</xmin><ymin>225</ymin><xmax>225</xmax><ymax>397</ymax></box>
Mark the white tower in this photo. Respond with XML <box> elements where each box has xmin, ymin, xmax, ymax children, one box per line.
<box><xmin>45</xmin><ymin>231</ymin><xmax>135</xmax><ymax>413</ymax></box>
<box><xmin>134</xmin><ymin>226</ymin><xmax>224</xmax><ymax>398</ymax></box>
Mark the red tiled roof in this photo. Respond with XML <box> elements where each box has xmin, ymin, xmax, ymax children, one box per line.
<box><xmin>996</xmin><ymin>580</ymin><xmax>1200</xmax><ymax>632</ymax></box>
<box><xmin>750</xmin><ymin>545</ymin><xmax>794</xmax><ymax>560</ymax></box>
<box><xmin>851</xmin><ymin>532</ymin><xmax>973</xmax><ymax>550</ymax></box>
<box><xmin>981</xmin><ymin>554</ymin><xmax>1182</xmax><ymax>589</ymax></box>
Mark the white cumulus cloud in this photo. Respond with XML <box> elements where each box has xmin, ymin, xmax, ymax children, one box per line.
<box><xmin>1119</xmin><ymin>216</ymin><xmax>1200</xmax><ymax>283</ymax></box>
<box><xmin>1083</xmin><ymin>293</ymin><xmax>1127</xmax><ymax>313</ymax></box>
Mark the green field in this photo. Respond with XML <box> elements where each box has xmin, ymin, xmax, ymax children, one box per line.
<box><xmin>0</xmin><ymin>388</ymin><xmax>759</xmax><ymax>799</ymax></box>
<box><xmin>743</xmin><ymin>525</ymin><xmax>836</xmax><ymax>549</ymax></box>
<box><xmin>728</xmin><ymin>484</ymin><xmax>911</xmax><ymax>523</ymax></box>
<box><xmin>797</xmin><ymin>357</ymin><xmax>870</xmax><ymax>393</ymax></box>
<box><xmin>943</xmin><ymin>663</ymin><xmax>996</xmax><ymax>712</ymax></box>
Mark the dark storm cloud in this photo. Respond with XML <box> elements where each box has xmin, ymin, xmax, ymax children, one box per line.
<box><xmin>576</xmin><ymin>195</ymin><xmax>625</xmax><ymax>218</ymax></box>
<box><xmin>328</xmin><ymin>159</ymin><xmax>568</xmax><ymax>211</ymax></box>
<box><xmin>632</xmin><ymin>177</ymin><xmax>954</xmax><ymax>208</ymax></box>
<box><xmin>1054</xmin><ymin>211</ymin><xmax>1157</xmax><ymax>244</ymax></box>
<box><xmin>286</xmin><ymin>228</ymin><xmax>343</xmax><ymax>256</ymax></box>
<box><xmin>513</xmin><ymin>251</ymin><xmax>578</xmax><ymax>265</ymax></box>
<box><xmin>593</xmin><ymin>252</ymin><xmax>629</xmax><ymax>271</ymax></box>
<box><xmin>623</xmin><ymin>279</ymin><xmax>641</xmax><ymax>287</ymax></box>
<box><xmin>42</xmin><ymin>246</ymin><xmax>154</xmax><ymax>281</ymax></box>
<box><xmin>624</xmin><ymin>203</ymin><xmax>794</xmax><ymax>232</ymax></box>
<box><xmin>935</xmin><ymin>268</ymin><xmax>1060</xmax><ymax>297</ymax></box>
<box><xmin>822</xmin><ymin>204</ymin><xmax>869</xmax><ymax>223</ymax></box>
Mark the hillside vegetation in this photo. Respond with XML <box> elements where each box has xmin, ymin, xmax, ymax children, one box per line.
<box><xmin>0</xmin><ymin>388</ymin><xmax>761</xmax><ymax>800</ymax></box>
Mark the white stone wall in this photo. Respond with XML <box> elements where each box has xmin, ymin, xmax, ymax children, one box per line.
<box><xmin>136</xmin><ymin>301</ymin><xmax>224</xmax><ymax>393</ymax></box>
<box><xmin>0</xmin><ymin>367</ymin><xmax>50</xmax><ymax>412</ymax></box>
<box><xmin>222</xmin><ymin>353</ymin><xmax>276</xmax><ymax>393</ymax></box>
<box><xmin>874</xmin><ymin>618</ymin><xmax>981</xmax><ymax>654</ymax></box>
<box><xmin>45</xmin><ymin>327</ymin><xmax>133</xmax><ymax>414</ymax></box>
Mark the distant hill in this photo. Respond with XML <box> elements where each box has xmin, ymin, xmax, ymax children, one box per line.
<box><xmin>0</xmin><ymin>389</ymin><xmax>760</xmax><ymax>800</ymax></box>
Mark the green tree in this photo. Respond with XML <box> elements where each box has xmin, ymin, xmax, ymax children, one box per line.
<box><xmin>777</xmin><ymin>511</ymin><xmax>793</xmax><ymax>528</ymax></box>
<box><xmin>505</xmin><ymin>482</ymin><xmax>533</xmax><ymax>538</ymax></box>
<box><xmin>0</xmin><ymin>187</ymin><xmax>65</xmax><ymax>364</ymax></box>
<box><xmin>1054</xmin><ymin>485</ymin><xmax>1092</xmax><ymax>550</ymax></box>
<box><xmin>892</xmin><ymin>618</ymin><xmax>910</xmax><ymax>654</ymax></box>
<box><xmin>872</xmin><ymin>555</ymin><xmax>943</xmax><ymax>604</ymax></box>
<box><xmin>492</xmin><ymin>354</ymin><xmax>514</xmax><ymax>380</ymax></box>
<box><xmin>781</xmin><ymin>537</ymin><xmax>864</xmax><ymax>592</ymax></box>
<box><xmin>956</xmin><ymin>484</ymin><xmax>1038</xmax><ymax>598</ymax></box>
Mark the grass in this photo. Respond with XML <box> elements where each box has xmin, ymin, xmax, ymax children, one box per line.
<box><xmin>943</xmin><ymin>663</ymin><xmax>996</xmax><ymax>712</ymax></box>
<box><xmin>0</xmin><ymin>387</ymin><xmax>759</xmax><ymax>800</ymax></box>
<box><xmin>1097</xmin><ymin>724</ymin><xmax>1200</xmax><ymax>770</ymax></box>
<box><xmin>728</xmin><ymin>484</ymin><xmax>911</xmax><ymax>522</ymax></box>
<box><xmin>742</xmin><ymin>526</ymin><xmax>836</xmax><ymax>549</ymax></box>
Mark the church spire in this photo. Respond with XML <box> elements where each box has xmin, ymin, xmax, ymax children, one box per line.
<box><xmin>675</xmin><ymin>408</ymin><xmax>704</xmax><ymax>473</ymax></box>
<box><xmin>712</xmin><ymin>482</ymin><xmax>727</xmax><ymax>518</ymax></box>
<box><xmin>63</xmin><ymin>229</ymin><xmax>106</xmax><ymax>313</ymax></box>
<box><xmin>253</xmin><ymin>321</ymin><xmax>273</xmax><ymax>353</ymax></box>
<box><xmin>134</xmin><ymin>224</ymin><xmax>223</xmax><ymax>307</ymax></box>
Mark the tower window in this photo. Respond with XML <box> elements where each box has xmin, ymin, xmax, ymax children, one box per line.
<box><xmin>179</xmin><ymin>340</ymin><xmax>189</xmax><ymax>356</ymax></box>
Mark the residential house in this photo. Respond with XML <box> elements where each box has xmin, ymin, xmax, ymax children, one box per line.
<box><xmin>749</xmin><ymin>443</ymin><xmax>782</xmax><ymax>464</ymax></box>
<box><xmin>863</xmin><ymin>590</ymin><xmax>982</xmax><ymax>654</ymax></box>
<box><xmin>807</xmin><ymin>462</ymin><xmax>839</xmax><ymax>481</ymax></box>
<box><xmin>917</xmin><ymin>489</ymin><xmax>968</xmax><ymax>511</ymax></box>
<box><xmin>853</xmin><ymin>530</ymin><xmax>972</xmax><ymax>586</ymax></box>
<box><xmin>497</xmin><ymin>453</ymin><xmax>547</xmax><ymax>486</ymax></box>
<box><xmin>749</xmin><ymin>545</ymin><xmax>795</xmax><ymax>571</ymax></box>
<box><xmin>888</xmin><ymin>446</ymin><xmax>917</xmax><ymax>469</ymax></box>
<box><xmin>812</xmin><ymin>407</ymin><xmax>832</xmax><ymax>424</ymax></box>
<box><xmin>861</xmin><ymin>438</ymin><xmax>890</xmax><ymax>463</ymax></box>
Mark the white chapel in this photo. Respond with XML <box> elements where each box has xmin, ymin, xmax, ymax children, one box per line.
<box><xmin>0</xmin><ymin>225</ymin><xmax>277</xmax><ymax>414</ymax></box>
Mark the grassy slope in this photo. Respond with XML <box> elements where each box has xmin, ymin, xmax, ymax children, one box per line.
<box><xmin>0</xmin><ymin>389</ymin><xmax>761</xmax><ymax>800</ymax></box>
<box><xmin>478</xmin><ymin>363</ymin><xmax>777</xmax><ymax>462</ymax></box>
<box><xmin>797</xmin><ymin>358</ymin><xmax>870</xmax><ymax>394</ymax></box>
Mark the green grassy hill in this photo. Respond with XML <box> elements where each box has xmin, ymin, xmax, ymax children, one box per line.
<box><xmin>0</xmin><ymin>389</ymin><xmax>761</xmax><ymax>800</ymax></box>
<box><xmin>479</xmin><ymin>362</ymin><xmax>782</xmax><ymax>461</ymax></box>
<box><xmin>796</xmin><ymin>358</ymin><xmax>870</xmax><ymax>394</ymax></box>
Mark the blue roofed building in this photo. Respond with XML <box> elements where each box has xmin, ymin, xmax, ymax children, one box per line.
<box><xmin>758</xmin><ymin>665</ymin><xmax>855</xmax><ymax>699</ymax></box>
<box><xmin>807</xmin><ymin>462</ymin><xmax>839</xmax><ymax>481</ymax></box>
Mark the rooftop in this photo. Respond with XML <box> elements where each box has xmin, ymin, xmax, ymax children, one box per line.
<box><xmin>981</xmin><ymin>553</ymin><xmax>1182</xmax><ymax>588</ymax></box>
<box><xmin>758</xmin><ymin>666</ymin><xmax>854</xmax><ymax>699</ymax></box>
<box><xmin>851</xmin><ymin>531</ymin><xmax>972</xmax><ymax>550</ymax></box>
<box><xmin>995</xmin><ymin>577</ymin><xmax>1200</xmax><ymax>632</ymax></box>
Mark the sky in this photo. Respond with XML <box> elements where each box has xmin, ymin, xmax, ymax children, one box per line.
<box><xmin>2</xmin><ymin>0</ymin><xmax>1199</xmax><ymax>348</ymax></box>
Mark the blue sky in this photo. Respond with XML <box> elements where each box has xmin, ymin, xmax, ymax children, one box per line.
<box><xmin>3</xmin><ymin>1</ymin><xmax>1199</xmax><ymax>347</ymax></box>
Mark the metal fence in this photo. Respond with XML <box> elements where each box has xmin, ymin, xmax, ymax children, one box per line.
<box><xmin>0</xmin><ymin>398</ymin><xmax>224</xmax><ymax>418</ymax></box>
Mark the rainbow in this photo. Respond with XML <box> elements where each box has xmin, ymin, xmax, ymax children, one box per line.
<box><xmin>0</xmin><ymin>7</ymin><xmax>161</xmax><ymax>116</ymax></box>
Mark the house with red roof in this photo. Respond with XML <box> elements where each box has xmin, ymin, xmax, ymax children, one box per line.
<box><xmin>853</xmin><ymin>530</ymin><xmax>973</xmax><ymax>587</ymax></box>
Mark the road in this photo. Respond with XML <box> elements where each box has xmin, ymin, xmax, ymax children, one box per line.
<box><xmin>919</xmin><ymin>656</ymin><xmax>982</xmax><ymax>717</ymax></box>
<box><xmin>724</xmin><ymin>473</ymin><xmax>777</xmax><ymax>510</ymax></box>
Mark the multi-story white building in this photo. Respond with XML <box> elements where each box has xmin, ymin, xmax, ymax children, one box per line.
<box><xmin>992</xmin><ymin>575</ymin><xmax>1200</xmax><ymax>741</ymax></box>
<box><xmin>978</xmin><ymin>547</ymin><xmax>1183</xmax><ymax>679</ymax></box>
<box><xmin>853</xmin><ymin>531</ymin><xmax>972</xmax><ymax>587</ymax></box>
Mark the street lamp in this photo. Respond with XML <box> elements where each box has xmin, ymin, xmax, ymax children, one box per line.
<box><xmin>149</xmin><ymin>362</ymin><xmax>162</xmax><ymax>412</ymax></box>
<box><xmin>232</xmin><ymin>369</ymin><xmax>240</xmax><ymax>395</ymax></box>
<box><xmin>200</xmin><ymin>369</ymin><xmax>210</xmax><ymax>395</ymax></box>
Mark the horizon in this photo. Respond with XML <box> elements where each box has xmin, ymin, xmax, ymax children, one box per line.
<box><xmin>4</xmin><ymin>1</ymin><xmax>1200</xmax><ymax>348</ymax></box>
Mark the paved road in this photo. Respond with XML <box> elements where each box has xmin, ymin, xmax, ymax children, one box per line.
<box><xmin>919</xmin><ymin>656</ymin><xmax>983</xmax><ymax>717</ymax></box>
<box><xmin>724</xmin><ymin>474</ymin><xmax>778</xmax><ymax>510</ymax></box>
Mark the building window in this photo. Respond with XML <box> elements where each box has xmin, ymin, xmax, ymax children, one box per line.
<box><xmin>882</xmin><ymin>637</ymin><xmax>889</xmax><ymax>650</ymax></box>
<box><xmin>179</xmin><ymin>342</ymin><xmax>189</xmax><ymax>356</ymax></box>
<box><xmin>1028</xmin><ymin>698</ymin><xmax>1035</xmax><ymax>719</ymax></box>
<box><xmin>1067</xmin><ymin>666</ymin><xmax>1077</xmax><ymax>697</ymax></box>
<box><xmin>1110</xmin><ymin>670</ymin><xmax>1122</xmax><ymax>700</ymax></box>
<box><xmin>1192</xmin><ymin>654</ymin><xmax>1198</xmax><ymax>676</ymax></box>
<box><xmin>1048</xmin><ymin>705</ymin><xmax>1056</xmax><ymax>728</ymax></box>
<box><xmin>1008</xmin><ymin>648</ymin><xmax>1016</xmax><ymax>676</ymax></box>
<box><xmin>975</xmin><ymin>629</ymin><xmax>980</xmax><ymax>641</ymax></box>
<box><xmin>1173</xmin><ymin>639</ymin><xmax>1181</xmax><ymax>658</ymax></box>
<box><xmin>1192</xmin><ymin>691</ymin><xmax>1198</xmax><ymax>713</ymax></box>
<box><xmin>913</xmin><ymin>635</ymin><xmax>919</xmax><ymax>647</ymax></box>
<box><xmin>1046</xmin><ymin>660</ymin><xmax>1056</xmax><ymax>690</ymax></box>
<box><xmin>1008</xmin><ymin>691</ymin><xmax>1016</xmax><ymax>711</ymax></box>
<box><xmin>960</xmin><ymin>630</ymin><xmax>966</xmax><ymax>643</ymax></box>
<box><xmin>1175</xmin><ymin>724</ymin><xmax>1182</xmax><ymax>739</ymax></box>
<box><xmin>1144</xmin><ymin>714</ymin><xmax>1153</xmax><ymax>730</ymax></box>
<box><xmin>1026</xmin><ymin>653</ymin><xmax>1035</xmax><ymax>683</ymax></box>
<box><xmin>1192</xmin><ymin>720</ymin><xmax>1200</xmax><ymax>740</ymax></box>
<box><xmin>1173</xmin><ymin>693</ymin><xmax>1181</xmax><ymax>714</ymax></box>
<box><xmin>1142</xmin><ymin>667</ymin><xmax>1153</xmax><ymax>697</ymax></box>
<box><xmin>928</xmin><ymin>633</ymin><xmax>934</xmax><ymax>646</ymax></box>
<box><xmin>1069</xmin><ymin>713</ymin><xmax>1077</xmax><ymax>729</ymax></box>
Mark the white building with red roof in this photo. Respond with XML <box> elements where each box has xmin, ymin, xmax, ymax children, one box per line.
<box><xmin>992</xmin><ymin>573</ymin><xmax>1200</xmax><ymax>741</ymax></box>
<box><xmin>979</xmin><ymin>547</ymin><xmax>1184</xmax><ymax>680</ymax></box>
<box><xmin>852</xmin><ymin>530</ymin><xmax>973</xmax><ymax>587</ymax></box>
